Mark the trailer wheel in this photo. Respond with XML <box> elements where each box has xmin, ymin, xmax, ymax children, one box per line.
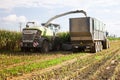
<box><xmin>91</xmin><ymin>42</ymin><xmax>97</xmax><ymax>53</ymax></box>
<box><xmin>41</xmin><ymin>40</ymin><xmax>49</xmax><ymax>53</ymax></box>
<box><xmin>72</xmin><ymin>47</ymin><xmax>79</xmax><ymax>53</ymax></box>
<box><xmin>102</xmin><ymin>39</ymin><xmax>109</xmax><ymax>49</ymax></box>
<box><xmin>108</xmin><ymin>41</ymin><xmax>110</xmax><ymax>48</ymax></box>
<box><xmin>99</xmin><ymin>42</ymin><xmax>103</xmax><ymax>51</ymax></box>
<box><xmin>97</xmin><ymin>42</ymin><xmax>101</xmax><ymax>52</ymax></box>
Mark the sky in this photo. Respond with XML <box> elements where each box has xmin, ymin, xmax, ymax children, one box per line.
<box><xmin>0</xmin><ymin>0</ymin><xmax>120</xmax><ymax>37</ymax></box>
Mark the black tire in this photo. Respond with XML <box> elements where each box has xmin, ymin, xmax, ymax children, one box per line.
<box><xmin>79</xmin><ymin>47</ymin><xmax>85</xmax><ymax>52</ymax></box>
<box><xmin>72</xmin><ymin>47</ymin><xmax>79</xmax><ymax>53</ymax></box>
<box><xmin>102</xmin><ymin>39</ymin><xmax>109</xmax><ymax>49</ymax></box>
<box><xmin>21</xmin><ymin>47</ymin><xmax>24</xmax><ymax>52</ymax></box>
<box><xmin>21</xmin><ymin>47</ymin><xmax>30</xmax><ymax>52</ymax></box>
<box><xmin>91</xmin><ymin>43</ymin><xmax>97</xmax><ymax>53</ymax></box>
<box><xmin>108</xmin><ymin>41</ymin><xmax>110</xmax><ymax>48</ymax></box>
<box><xmin>99</xmin><ymin>42</ymin><xmax>103</xmax><ymax>51</ymax></box>
<box><xmin>97</xmin><ymin>42</ymin><xmax>100</xmax><ymax>52</ymax></box>
<box><xmin>41</xmin><ymin>40</ymin><xmax>49</xmax><ymax>53</ymax></box>
<box><xmin>21</xmin><ymin>47</ymin><xmax>27</xmax><ymax>52</ymax></box>
<box><xmin>52</xmin><ymin>37</ymin><xmax>62</xmax><ymax>51</ymax></box>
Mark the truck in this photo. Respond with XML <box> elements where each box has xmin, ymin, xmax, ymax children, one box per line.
<box><xmin>70</xmin><ymin>17</ymin><xmax>110</xmax><ymax>53</ymax></box>
<box><xmin>20</xmin><ymin>22</ymin><xmax>61</xmax><ymax>53</ymax></box>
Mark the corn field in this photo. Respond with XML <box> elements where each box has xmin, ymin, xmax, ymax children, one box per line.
<box><xmin>0</xmin><ymin>30</ymin><xmax>70</xmax><ymax>51</ymax></box>
<box><xmin>0</xmin><ymin>30</ymin><xmax>119</xmax><ymax>52</ymax></box>
<box><xmin>57</xmin><ymin>32</ymin><xmax>70</xmax><ymax>43</ymax></box>
<box><xmin>0</xmin><ymin>30</ymin><xmax>21</xmax><ymax>51</ymax></box>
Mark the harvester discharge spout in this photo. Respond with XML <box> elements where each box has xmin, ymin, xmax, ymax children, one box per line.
<box><xmin>44</xmin><ymin>10</ymin><xmax>87</xmax><ymax>27</ymax></box>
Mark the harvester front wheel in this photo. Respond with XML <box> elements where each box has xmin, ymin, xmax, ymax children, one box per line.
<box><xmin>21</xmin><ymin>47</ymin><xmax>25</xmax><ymax>52</ymax></box>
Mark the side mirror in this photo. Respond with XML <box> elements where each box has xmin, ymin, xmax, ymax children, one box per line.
<box><xmin>106</xmin><ymin>32</ymin><xmax>109</xmax><ymax>37</ymax></box>
<box><xmin>26</xmin><ymin>24</ymin><xmax>29</xmax><ymax>28</ymax></box>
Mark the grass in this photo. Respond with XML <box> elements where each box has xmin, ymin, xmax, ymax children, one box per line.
<box><xmin>108</xmin><ymin>37</ymin><xmax>120</xmax><ymax>41</ymax></box>
<box><xmin>0</xmin><ymin>52</ymin><xmax>68</xmax><ymax>70</ymax></box>
<box><xmin>0</xmin><ymin>53</ymin><xmax>85</xmax><ymax>79</ymax></box>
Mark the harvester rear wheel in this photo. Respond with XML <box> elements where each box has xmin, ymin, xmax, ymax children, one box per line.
<box><xmin>41</xmin><ymin>41</ymin><xmax>49</xmax><ymax>53</ymax></box>
<box><xmin>52</xmin><ymin>37</ymin><xmax>62</xmax><ymax>51</ymax></box>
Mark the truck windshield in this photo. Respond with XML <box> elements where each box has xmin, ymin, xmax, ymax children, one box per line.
<box><xmin>22</xmin><ymin>30</ymin><xmax>40</xmax><ymax>40</ymax></box>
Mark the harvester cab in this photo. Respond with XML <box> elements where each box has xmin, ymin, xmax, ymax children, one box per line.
<box><xmin>26</xmin><ymin>22</ymin><xmax>35</xmax><ymax>28</ymax></box>
<box><xmin>42</xmin><ymin>23</ymin><xmax>60</xmax><ymax>36</ymax></box>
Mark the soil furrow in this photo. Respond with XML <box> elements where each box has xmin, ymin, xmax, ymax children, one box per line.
<box><xmin>13</xmin><ymin>43</ymin><xmax>119</xmax><ymax>80</ymax></box>
<box><xmin>109</xmin><ymin>55</ymin><xmax>120</xmax><ymax>80</ymax></box>
<box><xmin>88</xmin><ymin>49</ymin><xmax>120</xmax><ymax>80</ymax></box>
<box><xmin>42</xmin><ymin>47</ymin><xmax>119</xmax><ymax>80</ymax></box>
<box><xmin>10</xmin><ymin>54</ymin><xmax>92</xmax><ymax>80</ymax></box>
<box><xmin>67</xmin><ymin>48</ymin><xmax>120</xmax><ymax>80</ymax></box>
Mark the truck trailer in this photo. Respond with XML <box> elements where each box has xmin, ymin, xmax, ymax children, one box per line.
<box><xmin>70</xmin><ymin>17</ymin><xmax>110</xmax><ymax>53</ymax></box>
